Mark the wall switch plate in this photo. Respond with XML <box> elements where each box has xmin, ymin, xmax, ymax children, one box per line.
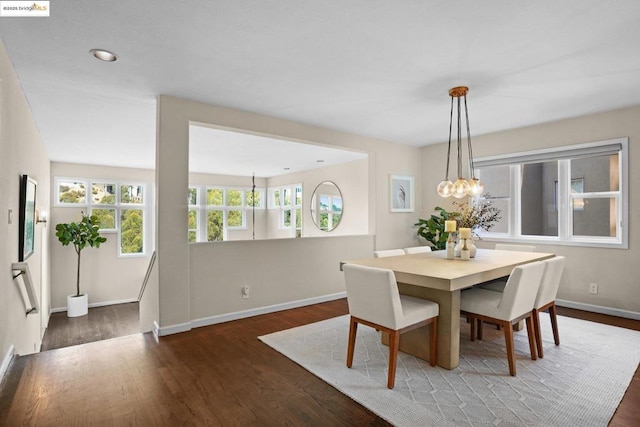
<box><xmin>589</xmin><ymin>283</ymin><xmax>598</xmax><ymax>294</ymax></box>
<box><xmin>8</xmin><ymin>209</ymin><xmax>13</xmax><ymax>224</ymax></box>
<box><xmin>242</xmin><ymin>285</ymin><xmax>250</xmax><ymax>299</ymax></box>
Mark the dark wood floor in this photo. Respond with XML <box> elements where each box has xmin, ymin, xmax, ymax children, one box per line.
<box><xmin>40</xmin><ymin>302</ymin><xmax>140</xmax><ymax>351</ymax></box>
<box><xmin>0</xmin><ymin>300</ymin><xmax>637</xmax><ymax>425</ymax></box>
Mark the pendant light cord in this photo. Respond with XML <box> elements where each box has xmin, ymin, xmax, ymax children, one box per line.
<box><xmin>463</xmin><ymin>95</ymin><xmax>475</xmax><ymax>179</ymax></box>
<box><xmin>445</xmin><ymin>96</ymin><xmax>454</xmax><ymax>180</ymax></box>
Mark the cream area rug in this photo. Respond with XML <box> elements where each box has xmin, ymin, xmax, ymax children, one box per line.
<box><xmin>259</xmin><ymin>314</ymin><xmax>640</xmax><ymax>426</ymax></box>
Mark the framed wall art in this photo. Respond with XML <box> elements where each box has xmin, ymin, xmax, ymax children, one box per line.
<box><xmin>389</xmin><ymin>175</ymin><xmax>414</xmax><ymax>212</ymax></box>
<box><xmin>19</xmin><ymin>175</ymin><xmax>37</xmax><ymax>261</ymax></box>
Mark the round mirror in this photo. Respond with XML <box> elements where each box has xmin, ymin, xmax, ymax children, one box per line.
<box><xmin>310</xmin><ymin>181</ymin><xmax>343</xmax><ymax>232</ymax></box>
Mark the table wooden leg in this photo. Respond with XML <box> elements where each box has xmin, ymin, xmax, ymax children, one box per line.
<box><xmin>386</xmin><ymin>283</ymin><xmax>460</xmax><ymax>370</ymax></box>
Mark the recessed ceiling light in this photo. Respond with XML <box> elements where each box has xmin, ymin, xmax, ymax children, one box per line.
<box><xmin>284</xmin><ymin>167</ymin><xmax>290</xmax><ymax>170</ymax></box>
<box><xmin>90</xmin><ymin>49</ymin><xmax>118</xmax><ymax>62</ymax></box>
<box><xmin>316</xmin><ymin>160</ymin><xmax>325</xmax><ymax>163</ymax></box>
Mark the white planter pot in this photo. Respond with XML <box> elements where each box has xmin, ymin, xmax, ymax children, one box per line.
<box><xmin>67</xmin><ymin>294</ymin><xmax>88</xmax><ymax>317</ymax></box>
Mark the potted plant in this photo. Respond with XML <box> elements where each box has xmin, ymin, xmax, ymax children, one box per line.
<box><xmin>55</xmin><ymin>212</ymin><xmax>107</xmax><ymax>317</ymax></box>
<box><xmin>415</xmin><ymin>206</ymin><xmax>456</xmax><ymax>250</ymax></box>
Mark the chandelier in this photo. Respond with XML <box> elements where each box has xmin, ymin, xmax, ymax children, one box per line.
<box><xmin>436</xmin><ymin>86</ymin><xmax>484</xmax><ymax>198</ymax></box>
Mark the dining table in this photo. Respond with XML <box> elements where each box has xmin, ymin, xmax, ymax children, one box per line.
<box><xmin>342</xmin><ymin>248</ymin><xmax>555</xmax><ymax>370</ymax></box>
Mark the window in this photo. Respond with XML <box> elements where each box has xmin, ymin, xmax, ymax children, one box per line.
<box><xmin>270</xmin><ymin>184</ymin><xmax>302</xmax><ymax>237</ymax></box>
<box><xmin>189</xmin><ymin>185</ymin><xmax>265</xmax><ymax>242</ymax></box>
<box><xmin>318</xmin><ymin>194</ymin><xmax>342</xmax><ymax>231</ymax></box>
<box><xmin>475</xmin><ymin>138</ymin><xmax>627</xmax><ymax>248</ymax></box>
<box><xmin>56</xmin><ymin>177</ymin><xmax>149</xmax><ymax>256</ymax></box>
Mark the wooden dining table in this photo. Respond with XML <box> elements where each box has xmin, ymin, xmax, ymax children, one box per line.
<box><xmin>342</xmin><ymin>248</ymin><xmax>555</xmax><ymax>369</ymax></box>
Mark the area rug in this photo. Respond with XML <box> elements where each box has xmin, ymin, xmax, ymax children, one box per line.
<box><xmin>259</xmin><ymin>314</ymin><xmax>640</xmax><ymax>426</ymax></box>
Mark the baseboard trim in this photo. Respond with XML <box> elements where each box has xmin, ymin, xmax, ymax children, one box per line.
<box><xmin>556</xmin><ymin>299</ymin><xmax>640</xmax><ymax>321</ymax></box>
<box><xmin>1</xmin><ymin>345</ymin><xmax>15</xmax><ymax>383</ymax></box>
<box><xmin>51</xmin><ymin>297</ymin><xmax>138</xmax><ymax>313</ymax></box>
<box><xmin>157</xmin><ymin>292</ymin><xmax>347</xmax><ymax>336</ymax></box>
<box><xmin>191</xmin><ymin>292</ymin><xmax>347</xmax><ymax>330</ymax></box>
<box><xmin>156</xmin><ymin>321</ymin><xmax>191</xmax><ymax>337</ymax></box>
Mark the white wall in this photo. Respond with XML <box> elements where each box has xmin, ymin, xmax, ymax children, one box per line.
<box><xmin>49</xmin><ymin>162</ymin><xmax>154</xmax><ymax>310</ymax></box>
<box><xmin>421</xmin><ymin>106</ymin><xmax>640</xmax><ymax>315</ymax></box>
<box><xmin>0</xmin><ymin>39</ymin><xmax>50</xmax><ymax>359</ymax></box>
<box><xmin>153</xmin><ymin>95</ymin><xmax>423</xmax><ymax>332</ymax></box>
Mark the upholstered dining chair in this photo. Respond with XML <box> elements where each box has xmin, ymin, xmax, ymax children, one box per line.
<box><xmin>480</xmin><ymin>244</ymin><xmax>538</xmax><ymax>292</ymax></box>
<box><xmin>374</xmin><ymin>249</ymin><xmax>405</xmax><ymax>258</ymax></box>
<box><xmin>342</xmin><ymin>263</ymin><xmax>439</xmax><ymax>389</ymax></box>
<box><xmin>461</xmin><ymin>262</ymin><xmax>545</xmax><ymax>376</ymax></box>
<box><xmin>531</xmin><ymin>256</ymin><xmax>565</xmax><ymax>358</ymax></box>
<box><xmin>403</xmin><ymin>246</ymin><xmax>432</xmax><ymax>254</ymax></box>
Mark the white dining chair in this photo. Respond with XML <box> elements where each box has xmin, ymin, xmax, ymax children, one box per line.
<box><xmin>403</xmin><ymin>246</ymin><xmax>432</xmax><ymax>254</ymax></box>
<box><xmin>480</xmin><ymin>244</ymin><xmax>538</xmax><ymax>292</ymax></box>
<box><xmin>461</xmin><ymin>261</ymin><xmax>545</xmax><ymax>376</ymax></box>
<box><xmin>532</xmin><ymin>256</ymin><xmax>565</xmax><ymax>358</ymax></box>
<box><xmin>343</xmin><ymin>263</ymin><xmax>439</xmax><ymax>389</ymax></box>
<box><xmin>374</xmin><ymin>249</ymin><xmax>405</xmax><ymax>258</ymax></box>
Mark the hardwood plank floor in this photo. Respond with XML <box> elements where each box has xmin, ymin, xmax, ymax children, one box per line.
<box><xmin>40</xmin><ymin>302</ymin><xmax>140</xmax><ymax>351</ymax></box>
<box><xmin>0</xmin><ymin>300</ymin><xmax>638</xmax><ymax>425</ymax></box>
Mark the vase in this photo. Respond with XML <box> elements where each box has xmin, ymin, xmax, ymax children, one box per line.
<box><xmin>468</xmin><ymin>239</ymin><xmax>477</xmax><ymax>258</ymax></box>
<box><xmin>67</xmin><ymin>294</ymin><xmax>88</xmax><ymax>317</ymax></box>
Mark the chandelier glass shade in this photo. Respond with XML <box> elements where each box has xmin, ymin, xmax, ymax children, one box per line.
<box><xmin>436</xmin><ymin>86</ymin><xmax>484</xmax><ymax>198</ymax></box>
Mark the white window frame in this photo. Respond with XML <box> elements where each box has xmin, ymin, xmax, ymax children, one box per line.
<box><xmin>189</xmin><ymin>185</ymin><xmax>265</xmax><ymax>242</ymax></box>
<box><xmin>269</xmin><ymin>183</ymin><xmax>302</xmax><ymax>237</ymax></box>
<box><xmin>474</xmin><ymin>138</ymin><xmax>628</xmax><ymax>249</ymax></box>
<box><xmin>55</xmin><ymin>177</ymin><xmax>150</xmax><ymax>257</ymax></box>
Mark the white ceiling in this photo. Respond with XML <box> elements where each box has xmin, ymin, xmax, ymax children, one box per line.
<box><xmin>1</xmin><ymin>0</ymin><xmax>639</xmax><ymax>175</ymax></box>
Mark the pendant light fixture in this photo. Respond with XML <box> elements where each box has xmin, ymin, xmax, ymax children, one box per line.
<box><xmin>436</xmin><ymin>86</ymin><xmax>484</xmax><ymax>198</ymax></box>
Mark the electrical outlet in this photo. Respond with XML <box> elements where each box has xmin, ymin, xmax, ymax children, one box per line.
<box><xmin>242</xmin><ymin>285</ymin><xmax>250</xmax><ymax>299</ymax></box>
<box><xmin>589</xmin><ymin>283</ymin><xmax>598</xmax><ymax>294</ymax></box>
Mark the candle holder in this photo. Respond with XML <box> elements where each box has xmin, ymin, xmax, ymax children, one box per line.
<box><xmin>446</xmin><ymin>232</ymin><xmax>455</xmax><ymax>259</ymax></box>
<box><xmin>461</xmin><ymin>238</ymin><xmax>470</xmax><ymax>261</ymax></box>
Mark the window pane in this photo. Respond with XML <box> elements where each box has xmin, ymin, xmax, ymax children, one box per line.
<box><xmin>121</xmin><ymin>185</ymin><xmax>144</xmax><ymax>204</ymax></box>
<box><xmin>227</xmin><ymin>190</ymin><xmax>243</xmax><ymax>206</ymax></box>
<box><xmin>93</xmin><ymin>208</ymin><xmax>116</xmax><ymax>230</ymax></box>
<box><xmin>486</xmin><ymin>198</ymin><xmax>509</xmax><ymax>234</ymax></box>
<box><xmin>295</xmin><ymin>208</ymin><xmax>301</xmax><ymax>228</ymax></box>
<box><xmin>573</xmin><ymin>197</ymin><xmax>617</xmax><ymax>237</ymax></box>
<box><xmin>283</xmin><ymin>209</ymin><xmax>291</xmax><ymax>227</ymax></box>
<box><xmin>58</xmin><ymin>181</ymin><xmax>86</xmax><ymax>204</ymax></box>
<box><xmin>273</xmin><ymin>190</ymin><xmax>280</xmax><ymax>207</ymax></box>
<box><xmin>571</xmin><ymin>154</ymin><xmax>619</xmax><ymax>192</ymax></box>
<box><xmin>121</xmin><ymin>209</ymin><xmax>144</xmax><ymax>254</ymax></box>
<box><xmin>333</xmin><ymin>212</ymin><xmax>342</xmax><ymax>227</ymax></box>
<box><xmin>207</xmin><ymin>210</ymin><xmax>223</xmax><ymax>241</ymax></box>
<box><xmin>319</xmin><ymin>212</ymin><xmax>329</xmax><ymax>231</ymax></box>
<box><xmin>295</xmin><ymin>187</ymin><xmax>302</xmax><ymax>205</ymax></box>
<box><xmin>188</xmin><ymin>209</ymin><xmax>197</xmax><ymax>230</ymax></box>
<box><xmin>478</xmin><ymin>165</ymin><xmax>510</xmax><ymax>198</ymax></box>
<box><xmin>521</xmin><ymin>161</ymin><xmax>558</xmax><ymax>236</ymax></box>
<box><xmin>91</xmin><ymin>183</ymin><xmax>116</xmax><ymax>204</ymax></box>
<box><xmin>283</xmin><ymin>188</ymin><xmax>291</xmax><ymax>206</ymax></box>
<box><xmin>332</xmin><ymin>197</ymin><xmax>342</xmax><ymax>212</ymax></box>
<box><xmin>188</xmin><ymin>231</ymin><xmax>197</xmax><ymax>243</ymax></box>
<box><xmin>319</xmin><ymin>195</ymin><xmax>329</xmax><ymax>211</ymax></box>
<box><xmin>228</xmin><ymin>210</ymin><xmax>243</xmax><ymax>227</ymax></box>
<box><xmin>188</xmin><ymin>188</ymin><xmax>198</xmax><ymax>205</ymax></box>
<box><xmin>247</xmin><ymin>190</ymin><xmax>261</xmax><ymax>207</ymax></box>
<box><xmin>207</xmin><ymin>188</ymin><xmax>223</xmax><ymax>206</ymax></box>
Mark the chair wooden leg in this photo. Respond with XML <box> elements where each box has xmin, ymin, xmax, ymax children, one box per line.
<box><xmin>430</xmin><ymin>317</ymin><xmax>438</xmax><ymax>367</ymax></box>
<box><xmin>532</xmin><ymin>309</ymin><xmax>544</xmax><ymax>358</ymax></box>
<box><xmin>470</xmin><ymin>315</ymin><xmax>476</xmax><ymax>342</ymax></box>
<box><xmin>503</xmin><ymin>322</ymin><xmax>516</xmax><ymax>376</ymax></box>
<box><xmin>549</xmin><ymin>303</ymin><xmax>560</xmax><ymax>346</ymax></box>
<box><xmin>525</xmin><ymin>315</ymin><xmax>537</xmax><ymax>361</ymax></box>
<box><xmin>346</xmin><ymin>317</ymin><xmax>358</xmax><ymax>368</ymax></box>
<box><xmin>387</xmin><ymin>330</ymin><xmax>400</xmax><ymax>389</ymax></box>
<box><xmin>477</xmin><ymin>319</ymin><xmax>484</xmax><ymax>341</ymax></box>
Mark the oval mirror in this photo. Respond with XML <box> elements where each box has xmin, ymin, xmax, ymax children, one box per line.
<box><xmin>310</xmin><ymin>181</ymin><xmax>343</xmax><ymax>232</ymax></box>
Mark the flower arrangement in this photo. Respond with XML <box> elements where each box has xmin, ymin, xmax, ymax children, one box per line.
<box><xmin>452</xmin><ymin>195</ymin><xmax>502</xmax><ymax>235</ymax></box>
